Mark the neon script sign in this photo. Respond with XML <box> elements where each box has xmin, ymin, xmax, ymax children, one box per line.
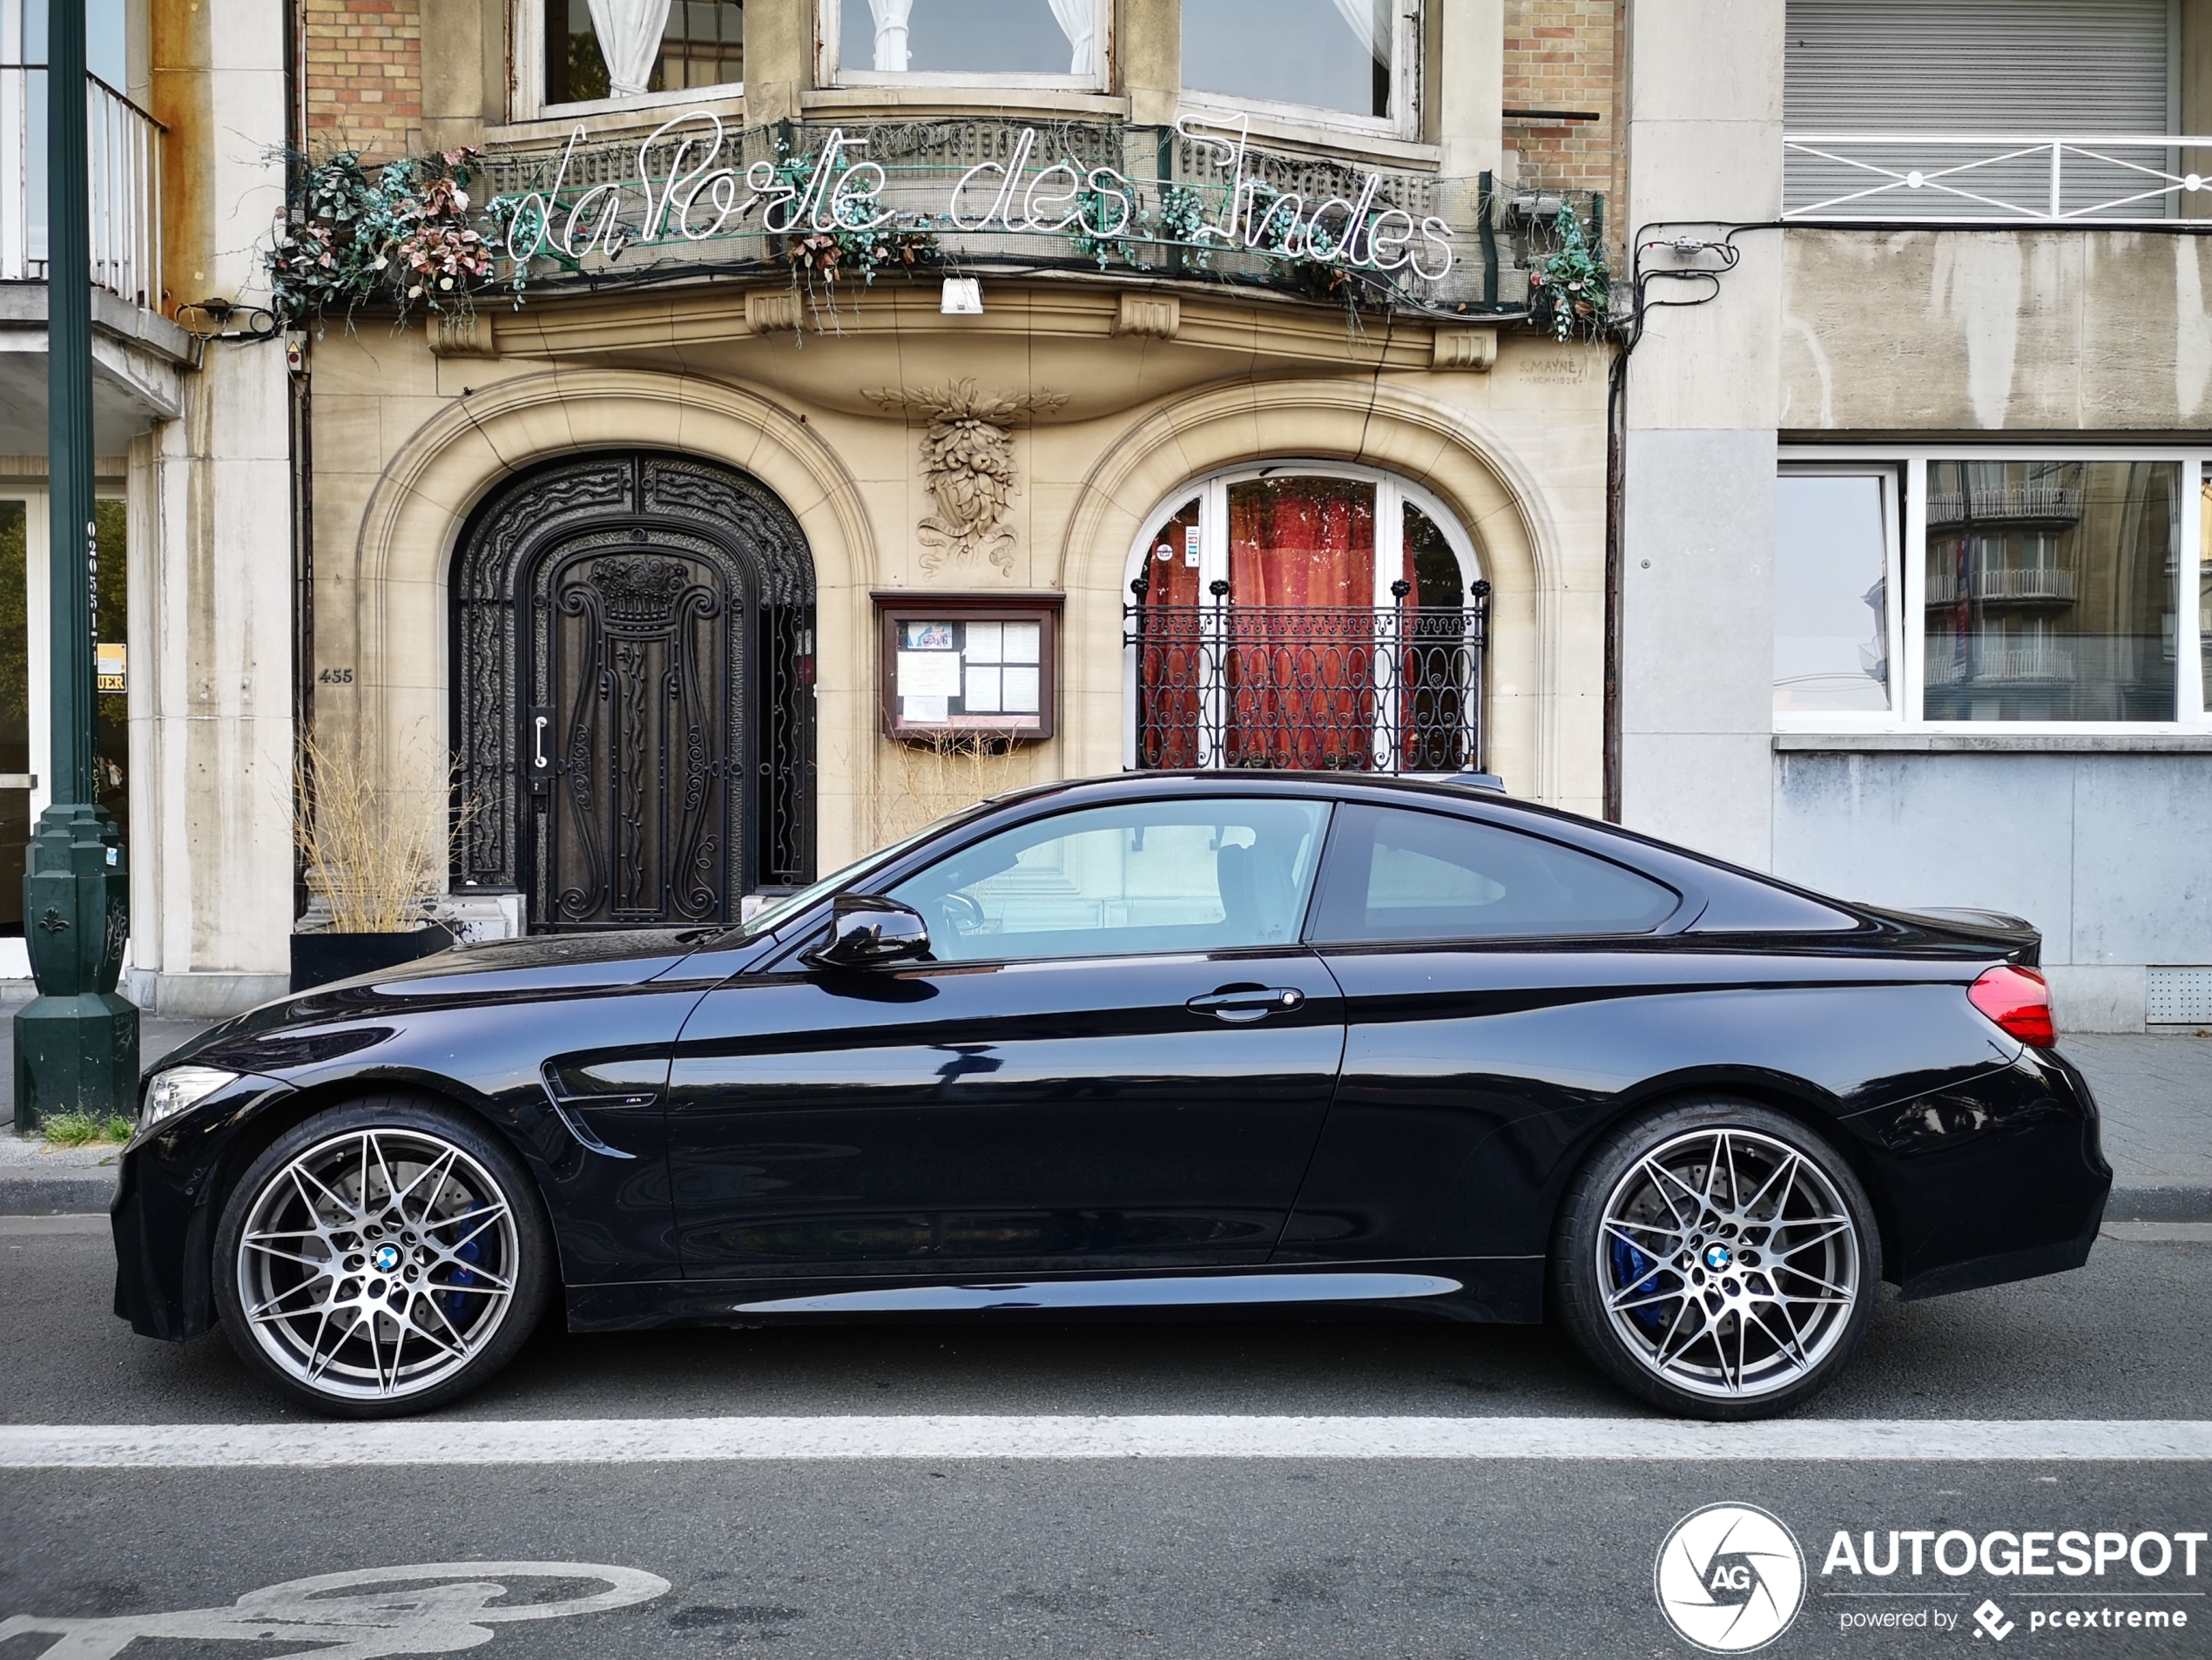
<box><xmin>496</xmin><ymin>111</ymin><xmax>1457</xmax><ymax>279</ymax></box>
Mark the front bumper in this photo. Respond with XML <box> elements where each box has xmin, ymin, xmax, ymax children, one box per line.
<box><xmin>1844</xmin><ymin>1045</ymin><xmax>2111</xmax><ymax>1301</ymax></box>
<box><xmin>111</xmin><ymin>1075</ymin><xmax>295</xmax><ymax>1341</ymax></box>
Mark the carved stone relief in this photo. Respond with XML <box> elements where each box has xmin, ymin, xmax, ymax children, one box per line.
<box><xmin>864</xmin><ymin>379</ymin><xmax>1068</xmax><ymax>576</ymax></box>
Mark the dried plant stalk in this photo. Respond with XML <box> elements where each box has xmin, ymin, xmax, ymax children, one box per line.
<box><xmin>872</xmin><ymin>732</ymin><xmax>1028</xmax><ymax>847</ymax></box>
<box><xmin>295</xmin><ymin>727</ymin><xmax>475</xmax><ymax>935</ymax></box>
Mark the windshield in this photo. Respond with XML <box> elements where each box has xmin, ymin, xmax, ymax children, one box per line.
<box><xmin>718</xmin><ymin>803</ymin><xmax>995</xmax><ymax>944</ymax></box>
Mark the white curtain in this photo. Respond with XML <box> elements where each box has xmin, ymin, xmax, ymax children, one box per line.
<box><xmin>867</xmin><ymin>0</ymin><xmax>915</xmax><ymax>71</ymax></box>
<box><xmin>1329</xmin><ymin>0</ymin><xmax>1393</xmax><ymax>65</ymax></box>
<box><xmin>1046</xmin><ymin>0</ymin><xmax>1096</xmax><ymax>76</ymax></box>
<box><xmin>585</xmin><ymin>0</ymin><xmax>674</xmax><ymax>97</ymax></box>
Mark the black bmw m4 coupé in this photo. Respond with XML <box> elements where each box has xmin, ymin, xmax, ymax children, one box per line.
<box><xmin>114</xmin><ymin>773</ymin><xmax>2108</xmax><ymax>1420</ymax></box>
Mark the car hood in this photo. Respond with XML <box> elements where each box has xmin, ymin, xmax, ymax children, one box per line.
<box><xmin>165</xmin><ymin>928</ymin><xmax>719</xmax><ymax>1067</ymax></box>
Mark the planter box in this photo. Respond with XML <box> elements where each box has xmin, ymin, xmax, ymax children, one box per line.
<box><xmin>289</xmin><ymin>923</ymin><xmax>455</xmax><ymax>994</ymax></box>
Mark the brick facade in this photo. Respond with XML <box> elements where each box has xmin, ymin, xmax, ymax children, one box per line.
<box><xmin>303</xmin><ymin>0</ymin><xmax>423</xmax><ymax>159</ymax></box>
<box><xmin>1501</xmin><ymin>0</ymin><xmax>1622</xmax><ymax>234</ymax></box>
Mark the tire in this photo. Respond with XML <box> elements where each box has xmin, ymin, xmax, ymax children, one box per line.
<box><xmin>212</xmin><ymin>1093</ymin><xmax>554</xmax><ymax>1418</ymax></box>
<box><xmin>1551</xmin><ymin>1097</ymin><xmax>1881</xmax><ymax>1421</ymax></box>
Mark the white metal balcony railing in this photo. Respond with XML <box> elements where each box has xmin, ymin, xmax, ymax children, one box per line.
<box><xmin>1925</xmin><ymin>642</ymin><xmax>2078</xmax><ymax>685</ymax></box>
<box><xmin>1784</xmin><ymin>133</ymin><xmax>2212</xmax><ymax>224</ymax></box>
<box><xmin>0</xmin><ymin>65</ymin><xmax>164</xmax><ymax>307</ymax></box>
<box><xmin>1925</xmin><ymin>568</ymin><xmax>2079</xmax><ymax>606</ymax></box>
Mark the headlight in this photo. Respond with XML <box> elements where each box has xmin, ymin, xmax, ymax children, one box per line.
<box><xmin>138</xmin><ymin>1065</ymin><xmax>239</xmax><ymax>1132</ymax></box>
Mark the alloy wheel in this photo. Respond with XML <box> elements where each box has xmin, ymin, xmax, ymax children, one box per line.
<box><xmin>233</xmin><ymin>1126</ymin><xmax>520</xmax><ymax>1403</ymax></box>
<box><xmin>1595</xmin><ymin>1126</ymin><xmax>1862</xmax><ymax>1401</ymax></box>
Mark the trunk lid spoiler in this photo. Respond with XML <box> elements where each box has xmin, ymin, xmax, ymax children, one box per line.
<box><xmin>1858</xmin><ymin>903</ymin><xmax>2042</xmax><ymax>967</ymax></box>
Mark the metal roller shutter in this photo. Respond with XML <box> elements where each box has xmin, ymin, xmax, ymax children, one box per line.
<box><xmin>1785</xmin><ymin>0</ymin><xmax>2175</xmax><ymax>217</ymax></box>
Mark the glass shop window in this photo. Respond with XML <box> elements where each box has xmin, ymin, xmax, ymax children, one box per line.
<box><xmin>834</xmin><ymin>0</ymin><xmax>1101</xmax><ymax>78</ymax></box>
<box><xmin>2201</xmin><ymin>470</ymin><xmax>2211</xmax><ymax>703</ymax></box>
<box><xmin>889</xmin><ymin>797</ymin><xmax>1332</xmax><ymax>962</ymax></box>
<box><xmin>1922</xmin><ymin>460</ymin><xmax>2179</xmax><ymax>722</ymax></box>
<box><xmin>0</xmin><ymin>502</ymin><xmax>24</xmax><ymax>936</ymax></box>
<box><xmin>1183</xmin><ymin>0</ymin><xmax>1406</xmax><ymax>123</ymax></box>
<box><xmin>94</xmin><ymin>497</ymin><xmax>127</xmax><ymax>843</ymax></box>
<box><xmin>1774</xmin><ymin>470</ymin><xmax>1896</xmax><ymax>716</ymax></box>
<box><xmin>544</xmin><ymin>0</ymin><xmax>744</xmax><ymax>105</ymax></box>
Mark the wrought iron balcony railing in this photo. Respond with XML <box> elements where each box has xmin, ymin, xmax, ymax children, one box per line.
<box><xmin>0</xmin><ymin>67</ymin><xmax>164</xmax><ymax>307</ymax></box>
<box><xmin>1785</xmin><ymin>132</ymin><xmax>2212</xmax><ymax>225</ymax></box>
<box><xmin>1124</xmin><ymin>581</ymin><xmax>1490</xmax><ymax>775</ymax></box>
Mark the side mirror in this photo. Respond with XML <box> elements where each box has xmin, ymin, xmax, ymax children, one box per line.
<box><xmin>804</xmin><ymin>894</ymin><xmax>932</xmax><ymax>970</ymax></box>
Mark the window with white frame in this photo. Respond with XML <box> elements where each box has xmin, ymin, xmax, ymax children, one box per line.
<box><xmin>1777</xmin><ymin>453</ymin><xmax>2209</xmax><ymax>731</ymax></box>
<box><xmin>1123</xmin><ymin>462</ymin><xmax>1486</xmax><ymax>773</ymax></box>
<box><xmin>1182</xmin><ymin>0</ymin><xmax>1419</xmax><ymax>132</ymax></box>
<box><xmin>826</xmin><ymin>0</ymin><xmax>1106</xmax><ymax>85</ymax></box>
<box><xmin>537</xmin><ymin>0</ymin><xmax>744</xmax><ymax>112</ymax></box>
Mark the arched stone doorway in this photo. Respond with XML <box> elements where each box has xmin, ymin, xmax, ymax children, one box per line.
<box><xmin>452</xmin><ymin>452</ymin><xmax>815</xmax><ymax>932</ymax></box>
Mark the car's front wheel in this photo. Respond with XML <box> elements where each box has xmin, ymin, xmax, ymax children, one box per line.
<box><xmin>1552</xmin><ymin>1099</ymin><xmax>1880</xmax><ymax>1420</ymax></box>
<box><xmin>212</xmin><ymin>1095</ymin><xmax>552</xmax><ymax>1417</ymax></box>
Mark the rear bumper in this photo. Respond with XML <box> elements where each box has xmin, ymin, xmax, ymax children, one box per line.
<box><xmin>1844</xmin><ymin>1046</ymin><xmax>2110</xmax><ymax>1301</ymax></box>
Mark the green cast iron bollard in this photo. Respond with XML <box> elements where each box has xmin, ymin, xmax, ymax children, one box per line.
<box><xmin>14</xmin><ymin>0</ymin><xmax>138</xmax><ymax>1131</ymax></box>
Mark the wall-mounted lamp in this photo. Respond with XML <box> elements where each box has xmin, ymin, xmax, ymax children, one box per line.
<box><xmin>940</xmin><ymin>278</ymin><xmax>983</xmax><ymax>315</ymax></box>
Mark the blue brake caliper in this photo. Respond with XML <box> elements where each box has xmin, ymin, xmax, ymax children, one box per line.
<box><xmin>439</xmin><ymin>1204</ymin><xmax>484</xmax><ymax>1326</ymax></box>
<box><xmin>1608</xmin><ymin>1237</ymin><xmax>1667</xmax><ymax>1335</ymax></box>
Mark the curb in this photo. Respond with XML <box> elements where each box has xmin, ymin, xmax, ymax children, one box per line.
<box><xmin>2106</xmin><ymin>1185</ymin><xmax>2212</xmax><ymax>1224</ymax></box>
<box><xmin>0</xmin><ymin>1175</ymin><xmax>115</xmax><ymax>1215</ymax></box>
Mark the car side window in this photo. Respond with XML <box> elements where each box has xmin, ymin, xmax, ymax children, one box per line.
<box><xmin>887</xmin><ymin>799</ymin><xmax>1332</xmax><ymax>962</ymax></box>
<box><xmin>1307</xmin><ymin>805</ymin><xmax>1679</xmax><ymax>944</ymax></box>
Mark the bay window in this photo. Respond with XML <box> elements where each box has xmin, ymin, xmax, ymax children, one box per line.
<box><xmin>1182</xmin><ymin>0</ymin><xmax>1417</xmax><ymax>133</ymax></box>
<box><xmin>540</xmin><ymin>0</ymin><xmax>744</xmax><ymax>110</ymax></box>
<box><xmin>1777</xmin><ymin>451</ymin><xmax>2209</xmax><ymax>732</ymax></box>
<box><xmin>826</xmin><ymin>0</ymin><xmax>1106</xmax><ymax>85</ymax></box>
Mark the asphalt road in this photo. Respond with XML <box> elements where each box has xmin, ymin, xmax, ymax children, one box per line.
<box><xmin>3</xmin><ymin>1219</ymin><xmax>2209</xmax><ymax>1657</ymax></box>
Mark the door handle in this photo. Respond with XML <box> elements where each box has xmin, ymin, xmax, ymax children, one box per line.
<box><xmin>1185</xmin><ymin>985</ymin><xmax>1305</xmax><ymax>1023</ymax></box>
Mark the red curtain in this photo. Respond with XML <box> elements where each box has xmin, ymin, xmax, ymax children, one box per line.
<box><xmin>1134</xmin><ymin>480</ymin><xmax>1398</xmax><ymax>771</ymax></box>
<box><xmin>1226</xmin><ymin>478</ymin><xmax>1377</xmax><ymax>768</ymax></box>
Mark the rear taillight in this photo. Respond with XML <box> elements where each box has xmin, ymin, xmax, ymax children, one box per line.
<box><xmin>1968</xmin><ymin>965</ymin><xmax>2055</xmax><ymax>1047</ymax></box>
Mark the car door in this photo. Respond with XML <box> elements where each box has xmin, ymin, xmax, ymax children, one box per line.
<box><xmin>665</xmin><ymin>793</ymin><xmax>1345</xmax><ymax>1279</ymax></box>
<box><xmin>1279</xmin><ymin>802</ymin><xmax>1693</xmax><ymax>1271</ymax></box>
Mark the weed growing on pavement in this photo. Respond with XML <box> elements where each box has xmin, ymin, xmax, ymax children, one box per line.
<box><xmin>41</xmin><ymin>1112</ymin><xmax>135</xmax><ymax>1148</ymax></box>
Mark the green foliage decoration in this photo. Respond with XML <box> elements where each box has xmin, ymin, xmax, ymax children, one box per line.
<box><xmin>1525</xmin><ymin>204</ymin><xmax>1610</xmax><ymax>343</ymax></box>
<box><xmin>270</xmin><ymin>147</ymin><xmax>495</xmax><ymax>327</ymax></box>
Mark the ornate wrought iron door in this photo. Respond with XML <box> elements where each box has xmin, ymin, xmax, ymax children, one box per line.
<box><xmin>453</xmin><ymin>455</ymin><xmax>815</xmax><ymax>933</ymax></box>
<box><xmin>540</xmin><ymin>544</ymin><xmax>731</xmax><ymax>928</ymax></box>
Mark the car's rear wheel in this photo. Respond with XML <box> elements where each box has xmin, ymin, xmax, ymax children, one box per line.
<box><xmin>1552</xmin><ymin>1099</ymin><xmax>1880</xmax><ymax>1420</ymax></box>
<box><xmin>212</xmin><ymin>1095</ymin><xmax>552</xmax><ymax>1417</ymax></box>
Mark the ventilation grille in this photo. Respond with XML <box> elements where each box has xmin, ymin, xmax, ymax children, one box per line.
<box><xmin>2146</xmin><ymin>968</ymin><xmax>2212</xmax><ymax>1025</ymax></box>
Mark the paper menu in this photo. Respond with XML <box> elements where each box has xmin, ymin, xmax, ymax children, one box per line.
<box><xmin>895</xmin><ymin>649</ymin><xmax>963</xmax><ymax>698</ymax></box>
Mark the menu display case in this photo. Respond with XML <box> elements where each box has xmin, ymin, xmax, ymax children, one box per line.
<box><xmin>874</xmin><ymin>592</ymin><xmax>1061</xmax><ymax>742</ymax></box>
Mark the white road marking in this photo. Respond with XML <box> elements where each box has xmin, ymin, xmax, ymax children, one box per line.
<box><xmin>3</xmin><ymin>1416</ymin><xmax>2209</xmax><ymax>1468</ymax></box>
<box><xmin>2102</xmin><ymin>1220</ymin><xmax>2212</xmax><ymax>1243</ymax></box>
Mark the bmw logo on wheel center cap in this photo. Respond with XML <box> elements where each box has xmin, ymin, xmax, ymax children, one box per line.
<box><xmin>1703</xmin><ymin>1244</ymin><xmax>1733</xmax><ymax>1271</ymax></box>
<box><xmin>371</xmin><ymin>1244</ymin><xmax>401</xmax><ymax>1272</ymax></box>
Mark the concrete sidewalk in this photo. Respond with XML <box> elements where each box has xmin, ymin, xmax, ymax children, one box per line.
<box><xmin>0</xmin><ymin>1029</ymin><xmax>2208</xmax><ymax>1219</ymax></box>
